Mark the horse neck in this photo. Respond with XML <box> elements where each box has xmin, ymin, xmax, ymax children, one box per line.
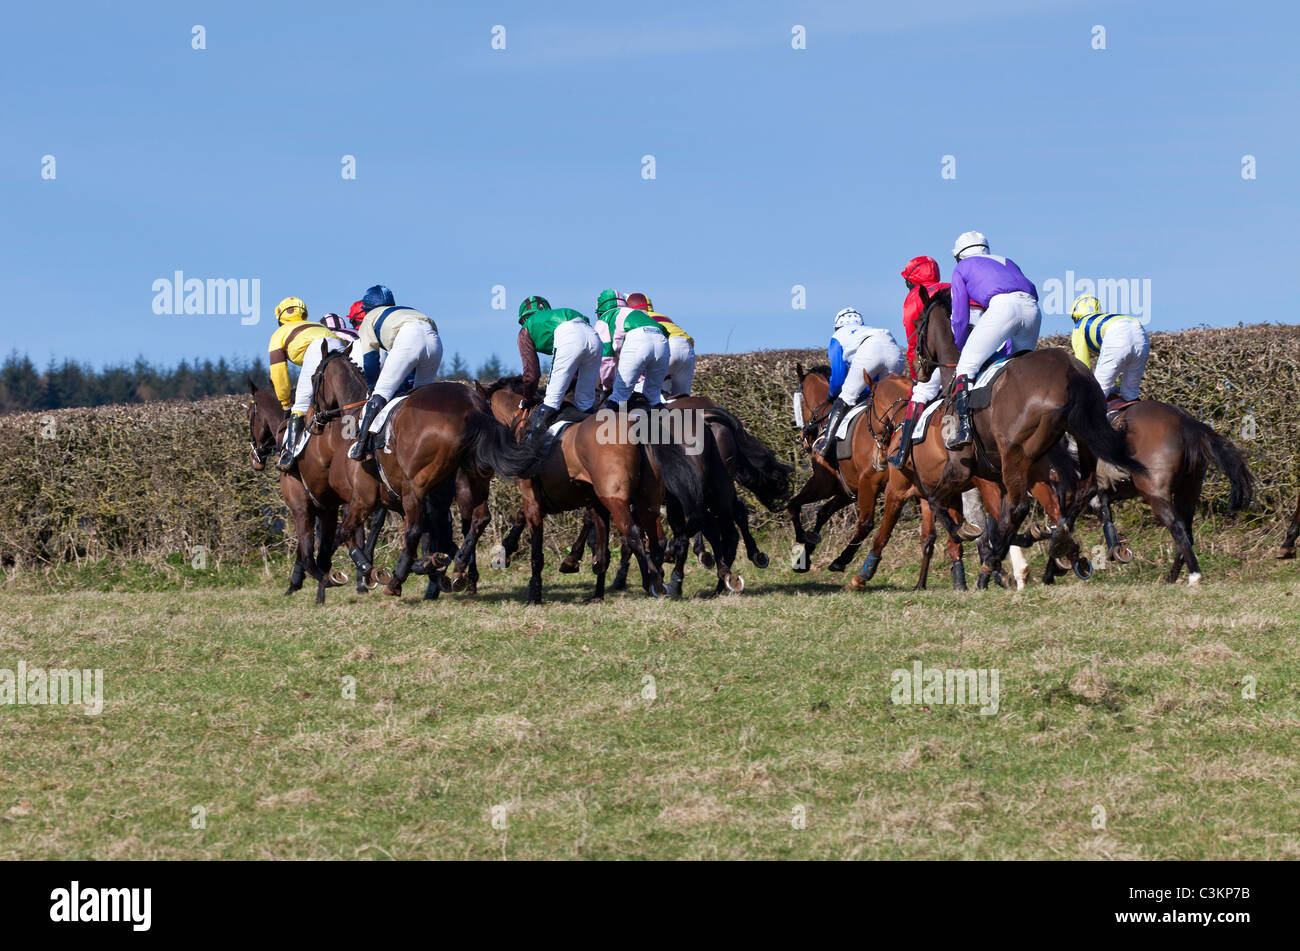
<box><xmin>324</xmin><ymin>357</ymin><xmax>366</xmax><ymax>408</ymax></box>
<box><xmin>926</xmin><ymin>303</ymin><xmax>960</xmax><ymax>387</ymax></box>
<box><xmin>802</xmin><ymin>375</ymin><xmax>829</xmax><ymax>418</ymax></box>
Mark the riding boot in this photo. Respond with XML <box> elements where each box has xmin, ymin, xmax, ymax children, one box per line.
<box><xmin>524</xmin><ymin>403</ymin><xmax>558</xmax><ymax>447</ymax></box>
<box><xmin>277</xmin><ymin>413</ymin><xmax>305</xmax><ymax>471</ymax></box>
<box><xmin>348</xmin><ymin>393</ymin><xmax>388</xmax><ymax>461</ymax></box>
<box><xmin>888</xmin><ymin>402</ymin><xmax>921</xmax><ymax>468</ymax></box>
<box><xmin>818</xmin><ymin>398</ymin><xmax>848</xmax><ymax>461</ymax></box>
<box><xmin>946</xmin><ymin>376</ymin><xmax>973</xmax><ymax>450</ymax></box>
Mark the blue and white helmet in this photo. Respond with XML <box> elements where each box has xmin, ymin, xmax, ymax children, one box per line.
<box><xmin>834</xmin><ymin>307</ymin><xmax>864</xmax><ymax>330</ymax></box>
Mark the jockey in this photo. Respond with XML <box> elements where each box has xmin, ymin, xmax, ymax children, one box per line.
<box><xmin>345</xmin><ymin>300</ymin><xmax>367</xmax><ymax>333</ymax></box>
<box><xmin>1069</xmin><ymin>295</ymin><xmax>1151</xmax><ymax>403</ymax></box>
<box><xmin>595</xmin><ymin>288</ymin><xmax>670</xmax><ymax>407</ymax></box>
<box><xmin>627</xmin><ymin>292</ymin><xmax>696</xmax><ymax>396</ymax></box>
<box><xmin>945</xmin><ymin>231</ymin><xmax>1041</xmax><ymax>449</ymax></box>
<box><xmin>267</xmin><ymin>296</ymin><xmax>343</xmax><ymax>471</ymax></box>
<box><xmin>517</xmin><ymin>294</ymin><xmax>603</xmax><ymax>445</ymax></box>
<box><xmin>348</xmin><ymin>285</ymin><xmax>443</xmax><ymax>461</ymax></box>
<box><xmin>320</xmin><ymin>312</ymin><xmax>358</xmax><ymax>343</ymax></box>
<box><xmin>889</xmin><ymin>256</ymin><xmax>950</xmax><ymax>467</ymax></box>
<box><xmin>819</xmin><ymin>308</ymin><xmax>905</xmax><ymax>461</ymax></box>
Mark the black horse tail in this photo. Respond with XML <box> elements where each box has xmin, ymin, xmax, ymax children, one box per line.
<box><xmin>644</xmin><ymin>438</ymin><xmax>709</xmax><ymax>528</ymax></box>
<box><xmin>701</xmin><ymin>407</ymin><xmax>793</xmax><ymax>510</ymax></box>
<box><xmin>1064</xmin><ymin>372</ymin><xmax>1148</xmax><ymax>477</ymax></box>
<box><xmin>1183</xmin><ymin>418</ymin><xmax>1254</xmax><ymax>511</ymax></box>
<box><xmin>460</xmin><ymin>410</ymin><xmax>548</xmax><ymax>479</ymax></box>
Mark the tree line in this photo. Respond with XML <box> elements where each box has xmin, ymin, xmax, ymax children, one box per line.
<box><xmin>0</xmin><ymin>350</ymin><xmax>515</xmax><ymax>414</ymax></box>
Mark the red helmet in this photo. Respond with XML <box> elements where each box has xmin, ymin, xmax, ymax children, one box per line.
<box><xmin>901</xmin><ymin>255</ymin><xmax>941</xmax><ymax>286</ymax></box>
<box><xmin>346</xmin><ymin>300</ymin><xmax>367</xmax><ymax>328</ymax></box>
<box><xmin>625</xmin><ymin>292</ymin><xmax>651</xmax><ymax>311</ymax></box>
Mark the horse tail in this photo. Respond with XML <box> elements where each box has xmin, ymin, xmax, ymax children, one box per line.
<box><xmin>700</xmin><ymin>406</ymin><xmax>793</xmax><ymax>510</ymax></box>
<box><xmin>1183</xmin><ymin>417</ymin><xmax>1254</xmax><ymax>511</ymax></box>
<box><xmin>1064</xmin><ymin>372</ymin><xmax>1148</xmax><ymax>477</ymax></box>
<box><xmin>460</xmin><ymin>410</ymin><xmax>547</xmax><ymax>479</ymax></box>
<box><xmin>643</xmin><ymin>438</ymin><xmax>710</xmax><ymax>528</ymax></box>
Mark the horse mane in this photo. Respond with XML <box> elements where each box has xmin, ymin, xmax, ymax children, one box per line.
<box><xmin>806</xmin><ymin>364</ymin><xmax>831</xmax><ymax>378</ymax></box>
<box><xmin>482</xmin><ymin>374</ymin><xmax>525</xmax><ymax>397</ymax></box>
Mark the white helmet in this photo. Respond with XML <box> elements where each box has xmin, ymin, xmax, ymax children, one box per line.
<box><xmin>952</xmin><ymin>231</ymin><xmax>989</xmax><ymax>261</ymax></box>
<box><xmin>834</xmin><ymin>307</ymin><xmax>863</xmax><ymax>330</ymax></box>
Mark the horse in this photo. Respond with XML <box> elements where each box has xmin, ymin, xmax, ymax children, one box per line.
<box><xmin>309</xmin><ymin>345</ymin><xmax>543</xmax><ymax>598</ymax></box>
<box><xmin>849</xmin><ymin>374</ymin><xmax>1086</xmax><ymax>592</ymax></box>
<box><xmin>1280</xmin><ymin>491</ymin><xmax>1300</xmax><ymax>560</ymax></box>
<box><xmin>910</xmin><ymin>285</ymin><xmax>1143</xmax><ymax>583</ymax></box>
<box><xmin>479</xmin><ymin>377</ymin><xmax>730</xmax><ymax>602</ymax></box>
<box><xmin>545</xmin><ymin>394</ymin><xmax>793</xmax><ymax>591</ymax></box>
<box><xmin>246</xmin><ymin>378</ymin><xmax>391</xmax><ymax>603</ymax></box>
<box><xmin>791</xmin><ymin>364</ymin><xmax>965</xmax><ymax>578</ymax></box>
<box><xmin>1090</xmin><ymin>400</ymin><xmax>1253</xmax><ymax>584</ymax></box>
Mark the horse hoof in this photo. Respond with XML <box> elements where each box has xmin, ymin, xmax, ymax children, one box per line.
<box><xmin>382</xmin><ymin>584</ymin><xmax>401</xmax><ymax>597</ymax></box>
<box><xmin>828</xmin><ymin>560</ymin><xmax>846</xmax><ymax>573</ymax></box>
<box><xmin>1277</xmin><ymin>548</ymin><xmax>1296</xmax><ymax>561</ymax></box>
<box><xmin>847</xmin><ymin>574</ymin><xmax>867</xmax><ymax>591</ymax></box>
<box><xmin>1187</xmin><ymin>571</ymin><xmax>1203</xmax><ymax>586</ymax></box>
<box><xmin>374</xmin><ymin>567</ymin><xmax>393</xmax><ymax>585</ymax></box>
<box><xmin>450</xmin><ymin>574</ymin><xmax>468</xmax><ymax>593</ymax></box>
<box><xmin>326</xmin><ymin>569</ymin><xmax>348</xmax><ymax>587</ymax></box>
<box><xmin>976</xmin><ymin>572</ymin><xmax>991</xmax><ymax>591</ymax></box>
<box><xmin>724</xmin><ymin>573</ymin><xmax>744</xmax><ymax>593</ymax></box>
<box><xmin>439</xmin><ymin>575</ymin><xmax>454</xmax><ymax>592</ymax></box>
<box><xmin>611</xmin><ymin>575</ymin><xmax>628</xmax><ymax>592</ymax></box>
<box><xmin>649</xmin><ymin>581</ymin><xmax>668</xmax><ymax>599</ymax></box>
<box><xmin>558</xmin><ymin>559</ymin><xmax>580</xmax><ymax>574</ymax></box>
<box><xmin>431</xmin><ymin>552</ymin><xmax>451</xmax><ymax>570</ymax></box>
<box><xmin>1054</xmin><ymin>556</ymin><xmax>1073</xmax><ymax>571</ymax></box>
<box><xmin>1073</xmin><ymin>557</ymin><xmax>1093</xmax><ymax>580</ymax></box>
<box><xmin>490</xmin><ymin>544</ymin><xmax>508</xmax><ymax>571</ymax></box>
<box><xmin>697</xmin><ymin>551</ymin><xmax>715</xmax><ymax>570</ymax></box>
<box><xmin>1109</xmin><ymin>544</ymin><xmax>1133</xmax><ymax>564</ymax></box>
<box><xmin>751</xmin><ymin>551</ymin><xmax>770</xmax><ymax>569</ymax></box>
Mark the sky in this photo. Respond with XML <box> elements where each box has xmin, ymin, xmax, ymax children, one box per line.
<box><xmin>2</xmin><ymin>0</ymin><xmax>1296</xmax><ymax>373</ymax></box>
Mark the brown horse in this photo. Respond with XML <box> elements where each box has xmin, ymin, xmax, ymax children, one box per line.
<box><xmin>850</xmin><ymin>374</ymin><xmax>1084</xmax><ymax>592</ymax></box>
<box><xmin>246</xmin><ymin>379</ymin><xmax>389</xmax><ymax>603</ymax></box>
<box><xmin>911</xmin><ymin>285</ymin><xmax>1143</xmax><ymax>582</ymax></box>
<box><xmin>310</xmin><ymin>346</ymin><xmax>542</xmax><ymax>598</ymax></box>
<box><xmin>791</xmin><ymin>364</ymin><xmax>959</xmax><ymax>577</ymax></box>
<box><xmin>480</xmin><ymin>378</ymin><xmax>724</xmax><ymax>602</ymax></box>
<box><xmin>1091</xmin><ymin>400</ymin><xmax>1253</xmax><ymax>584</ymax></box>
<box><xmin>1280</xmin><ymin>490</ymin><xmax>1300</xmax><ymax>559</ymax></box>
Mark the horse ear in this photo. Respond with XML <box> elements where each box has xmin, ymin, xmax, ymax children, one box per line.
<box><xmin>247</xmin><ymin>375</ymin><xmax>258</xmax><ymax>394</ymax></box>
<box><xmin>473</xmin><ymin>381</ymin><xmax>489</xmax><ymax>400</ymax></box>
<box><xmin>320</xmin><ymin>339</ymin><xmax>330</xmax><ymax>359</ymax></box>
<box><xmin>795</xmin><ymin>362</ymin><xmax>805</xmax><ymax>382</ymax></box>
<box><xmin>917</xmin><ymin>284</ymin><xmax>931</xmax><ymax>307</ymax></box>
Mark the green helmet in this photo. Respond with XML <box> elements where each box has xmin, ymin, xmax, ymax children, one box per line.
<box><xmin>595</xmin><ymin>288</ymin><xmax>624</xmax><ymax>319</ymax></box>
<box><xmin>518</xmin><ymin>295</ymin><xmax>551</xmax><ymax>324</ymax></box>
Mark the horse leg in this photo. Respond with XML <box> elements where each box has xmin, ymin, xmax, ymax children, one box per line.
<box><xmin>830</xmin><ymin>474</ymin><xmax>881</xmax><ymax>572</ymax></box>
<box><xmin>692</xmin><ymin>531</ymin><xmax>714</xmax><ymax>569</ymax></box>
<box><xmin>561</xmin><ymin>509</ymin><xmax>593</xmax><ymax>574</ymax></box>
<box><xmin>497</xmin><ymin>509</ymin><xmax>527</xmax><ymax>569</ymax></box>
<box><xmin>664</xmin><ymin>496</ymin><xmax>689</xmax><ymax>599</ymax></box>
<box><xmin>449</xmin><ymin>499</ymin><xmax>490</xmax><ymax>594</ymax></box>
<box><xmin>732</xmin><ymin>497</ymin><xmax>769</xmax><ymax>568</ymax></box>
<box><xmin>525</xmin><ymin>502</ymin><xmax>545</xmax><ymax>605</ymax></box>
<box><xmin>1280</xmin><ymin>494</ymin><xmax>1300</xmax><ymax>558</ymax></box>
<box><xmin>611</xmin><ymin>535</ymin><xmax>631</xmax><ymax>591</ymax></box>
<box><xmin>588</xmin><ymin>505</ymin><xmax>611</xmax><ymax>602</ymax></box>
<box><xmin>849</xmin><ymin>476</ymin><xmax>907</xmax><ymax>588</ymax></box>
<box><xmin>915</xmin><ymin>499</ymin><xmax>937</xmax><ymax>591</ymax></box>
<box><xmin>607</xmin><ymin>496</ymin><xmax>665</xmax><ymax>598</ymax></box>
<box><xmin>314</xmin><ymin>506</ymin><xmax>341</xmax><ymax>606</ymax></box>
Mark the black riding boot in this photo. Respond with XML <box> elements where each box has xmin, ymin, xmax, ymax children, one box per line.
<box><xmin>818</xmin><ymin>398</ymin><xmax>848</xmax><ymax>460</ymax></box>
<box><xmin>277</xmin><ymin>413</ymin><xmax>305</xmax><ymax>471</ymax></box>
<box><xmin>348</xmin><ymin>394</ymin><xmax>388</xmax><ymax>461</ymax></box>
<box><xmin>888</xmin><ymin>402</ymin><xmax>921</xmax><ymax>468</ymax></box>
<box><xmin>946</xmin><ymin>376</ymin><xmax>973</xmax><ymax>450</ymax></box>
<box><xmin>524</xmin><ymin>403</ymin><xmax>558</xmax><ymax>446</ymax></box>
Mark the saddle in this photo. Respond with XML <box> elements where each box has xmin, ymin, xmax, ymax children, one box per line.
<box><xmin>369</xmin><ymin>394</ymin><xmax>411</xmax><ymax>455</ymax></box>
<box><xmin>1106</xmin><ymin>398</ymin><xmax>1140</xmax><ymax>422</ymax></box>
<box><xmin>966</xmin><ymin>351</ymin><xmax>1029</xmax><ymax>411</ymax></box>
<box><xmin>834</xmin><ymin>403</ymin><xmax>871</xmax><ymax>460</ymax></box>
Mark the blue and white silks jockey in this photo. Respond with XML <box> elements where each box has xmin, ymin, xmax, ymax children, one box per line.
<box><xmin>818</xmin><ymin>307</ymin><xmax>904</xmax><ymax>460</ymax></box>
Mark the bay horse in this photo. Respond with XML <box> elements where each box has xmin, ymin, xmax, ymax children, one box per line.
<box><xmin>911</xmin><ymin>285</ymin><xmax>1143</xmax><ymax>582</ymax></box>
<box><xmin>480</xmin><ymin>378</ymin><xmax>727</xmax><ymax>602</ymax></box>
<box><xmin>541</xmin><ymin>394</ymin><xmax>793</xmax><ymax>590</ymax></box>
<box><xmin>310</xmin><ymin>346</ymin><xmax>544</xmax><ymax>598</ymax></box>
<box><xmin>791</xmin><ymin>364</ymin><xmax>960</xmax><ymax>576</ymax></box>
<box><xmin>1092</xmin><ymin>400</ymin><xmax>1253</xmax><ymax>584</ymax></box>
<box><xmin>849</xmin><ymin>374</ymin><xmax>1085</xmax><ymax>592</ymax></box>
<box><xmin>1281</xmin><ymin>490</ymin><xmax>1300</xmax><ymax>559</ymax></box>
<box><xmin>247</xmin><ymin>379</ymin><xmax>392</xmax><ymax>603</ymax></box>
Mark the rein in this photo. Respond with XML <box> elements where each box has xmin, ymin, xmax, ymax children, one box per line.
<box><xmin>309</xmin><ymin>399</ymin><xmax>367</xmax><ymax>433</ymax></box>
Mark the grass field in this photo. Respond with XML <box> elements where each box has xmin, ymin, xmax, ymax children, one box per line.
<box><xmin>1</xmin><ymin>522</ymin><xmax>1297</xmax><ymax>860</ymax></box>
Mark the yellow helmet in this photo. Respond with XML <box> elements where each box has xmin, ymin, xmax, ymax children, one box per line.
<box><xmin>1070</xmin><ymin>295</ymin><xmax>1102</xmax><ymax>320</ymax></box>
<box><xmin>276</xmin><ymin>296</ymin><xmax>308</xmax><ymax>324</ymax></box>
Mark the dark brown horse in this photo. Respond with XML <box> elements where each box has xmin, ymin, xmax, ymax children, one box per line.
<box><xmin>1092</xmin><ymin>401</ymin><xmax>1253</xmax><ymax>584</ymax></box>
<box><xmin>911</xmin><ymin>285</ymin><xmax>1143</xmax><ymax>582</ymax></box>
<box><xmin>1280</xmin><ymin>491</ymin><xmax>1300</xmax><ymax>559</ymax></box>
<box><xmin>310</xmin><ymin>346</ymin><xmax>542</xmax><ymax>598</ymax></box>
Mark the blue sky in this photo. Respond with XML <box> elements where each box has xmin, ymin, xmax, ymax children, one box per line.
<box><xmin>3</xmin><ymin>0</ymin><xmax>1295</xmax><ymax>372</ymax></box>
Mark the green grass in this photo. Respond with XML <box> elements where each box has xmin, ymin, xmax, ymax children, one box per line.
<box><xmin>1</xmin><ymin>527</ymin><xmax>1297</xmax><ymax>860</ymax></box>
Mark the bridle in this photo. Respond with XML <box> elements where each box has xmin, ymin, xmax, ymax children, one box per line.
<box><xmin>307</xmin><ymin>348</ymin><xmax>368</xmax><ymax>433</ymax></box>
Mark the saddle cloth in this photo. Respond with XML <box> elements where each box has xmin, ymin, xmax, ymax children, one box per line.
<box><xmin>371</xmin><ymin>394</ymin><xmax>410</xmax><ymax>454</ymax></box>
<box><xmin>910</xmin><ymin>399</ymin><xmax>948</xmax><ymax>443</ymax></box>
<box><xmin>967</xmin><ymin>354</ymin><xmax>1018</xmax><ymax>411</ymax></box>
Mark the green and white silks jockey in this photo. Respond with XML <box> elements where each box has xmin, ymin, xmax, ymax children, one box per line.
<box><xmin>515</xmin><ymin>295</ymin><xmax>602</xmax><ymax>444</ymax></box>
<box><xmin>594</xmin><ymin>288</ymin><xmax>669</xmax><ymax>405</ymax></box>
